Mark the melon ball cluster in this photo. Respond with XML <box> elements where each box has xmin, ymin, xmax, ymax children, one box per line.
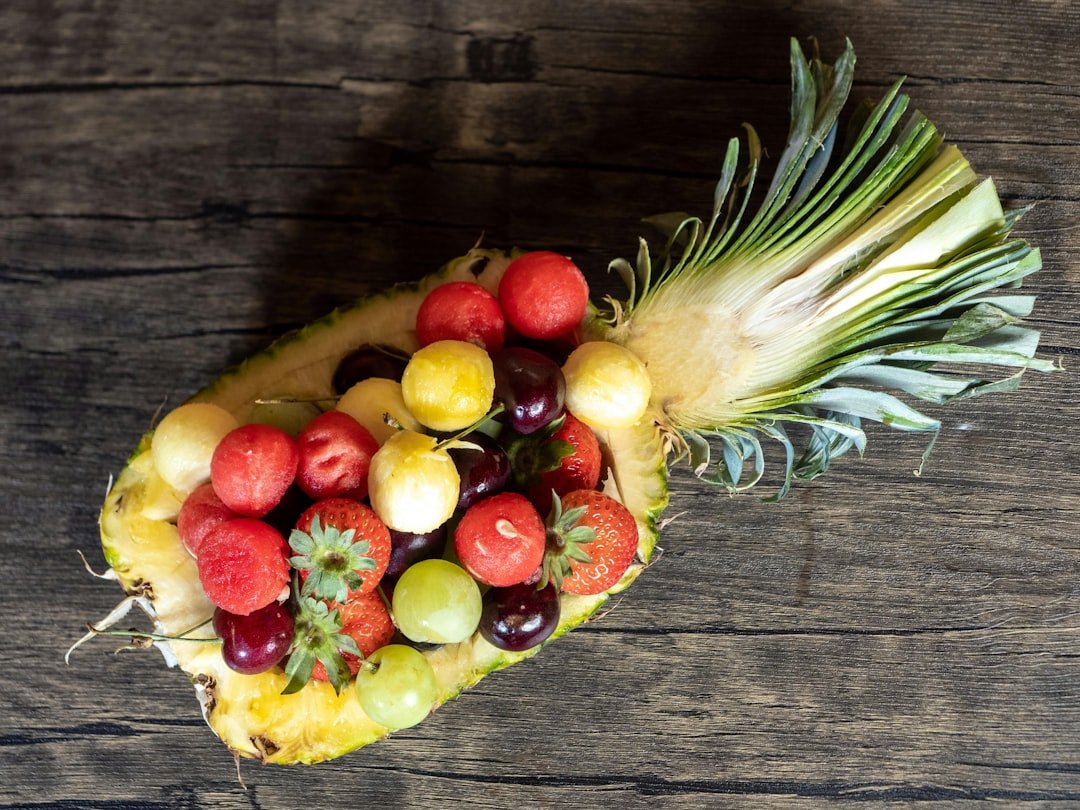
<box><xmin>149</xmin><ymin>251</ymin><xmax>651</xmax><ymax>731</ymax></box>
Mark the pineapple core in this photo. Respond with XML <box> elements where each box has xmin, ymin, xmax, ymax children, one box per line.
<box><xmin>624</xmin><ymin>302</ymin><xmax>756</xmax><ymax>428</ymax></box>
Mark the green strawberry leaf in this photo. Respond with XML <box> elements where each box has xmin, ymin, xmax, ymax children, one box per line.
<box><xmin>289</xmin><ymin>514</ymin><xmax>381</xmax><ymax>603</ymax></box>
<box><xmin>335</xmin><ymin>633</ymin><xmax>362</xmax><ymax>659</ymax></box>
<box><xmin>537</xmin><ymin>440</ymin><xmax>576</xmax><ymax>474</ymax></box>
<box><xmin>540</xmin><ymin>493</ymin><xmax>596</xmax><ymax>591</ymax></box>
<box><xmin>281</xmin><ymin>596</ymin><xmax>361</xmax><ymax>696</ymax></box>
<box><xmin>317</xmin><ymin>647</ymin><xmax>352</xmax><ymax>694</ymax></box>
<box><xmin>507</xmin><ymin>429</ymin><xmax>576</xmax><ymax>490</ymax></box>
<box><xmin>288</xmin><ymin>529</ymin><xmax>316</xmax><ymax>554</ymax></box>
<box><xmin>282</xmin><ymin>649</ymin><xmax>316</xmax><ymax>695</ymax></box>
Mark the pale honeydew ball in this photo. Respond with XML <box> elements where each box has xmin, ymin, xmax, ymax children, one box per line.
<box><xmin>562</xmin><ymin>341</ymin><xmax>652</xmax><ymax>430</ymax></box>
<box><xmin>150</xmin><ymin>402</ymin><xmax>239</xmax><ymax>493</ymax></box>
<box><xmin>368</xmin><ymin>430</ymin><xmax>460</xmax><ymax>533</ymax></box>
<box><xmin>336</xmin><ymin>377</ymin><xmax>422</xmax><ymax>445</ymax></box>
<box><xmin>400</xmin><ymin>340</ymin><xmax>495</xmax><ymax>432</ymax></box>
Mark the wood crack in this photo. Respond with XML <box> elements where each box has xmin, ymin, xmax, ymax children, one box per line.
<box><xmin>545</xmin><ymin>62</ymin><xmax>797</xmax><ymax>86</ymax></box>
<box><xmin>904</xmin><ymin>72</ymin><xmax>1079</xmax><ymax>94</ymax></box>
<box><xmin>354</xmin><ymin>765</ymin><xmax>1080</xmax><ymax>800</ymax></box>
<box><xmin>0</xmin><ymin>802</ymin><xmax>173</xmax><ymax>810</ymax></box>
<box><xmin>0</xmin><ymin>208</ymin><xmax>490</xmax><ymax>230</ymax></box>
<box><xmin>0</xmin><ymin>721</ymin><xmax>143</xmax><ymax>747</ymax></box>
<box><xmin>580</xmin><ymin>624</ymin><xmax>1003</xmax><ymax>638</ymax></box>
<box><xmin>0</xmin><ymin>263</ymin><xmax>257</xmax><ymax>283</ymax></box>
<box><xmin>0</xmin><ymin>78</ymin><xmax>339</xmax><ymax>95</ymax></box>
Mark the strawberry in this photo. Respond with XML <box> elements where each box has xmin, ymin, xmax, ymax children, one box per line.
<box><xmin>527</xmin><ymin>412</ymin><xmax>604</xmax><ymax>514</ymax></box>
<box><xmin>291</xmin><ymin>498</ymin><xmax>391</xmax><ymax>600</ymax></box>
<box><xmin>416</xmin><ymin>281</ymin><xmax>506</xmax><ymax>352</ymax></box>
<box><xmin>454</xmin><ymin>493</ymin><xmax>546</xmax><ymax>587</ymax></box>
<box><xmin>543</xmin><ymin>490</ymin><xmax>638</xmax><ymax>595</ymax></box>
<box><xmin>498</xmin><ymin>251</ymin><xmax>588</xmax><ymax>340</ymax></box>
<box><xmin>210</xmin><ymin>423</ymin><xmax>299</xmax><ymax>517</ymax></box>
<box><xmin>197</xmin><ymin>518</ymin><xmax>290</xmax><ymax>615</ymax></box>
<box><xmin>295</xmin><ymin>411</ymin><xmax>379</xmax><ymax>501</ymax></box>
<box><xmin>177</xmin><ymin>483</ymin><xmax>236</xmax><ymax>557</ymax></box>
<box><xmin>311</xmin><ymin>590</ymin><xmax>395</xmax><ymax>683</ymax></box>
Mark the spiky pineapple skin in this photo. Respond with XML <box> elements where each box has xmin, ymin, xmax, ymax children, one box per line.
<box><xmin>98</xmin><ymin>248</ymin><xmax>669</xmax><ymax>764</ymax></box>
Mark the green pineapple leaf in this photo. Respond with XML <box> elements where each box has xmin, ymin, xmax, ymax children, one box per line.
<box><xmin>602</xmin><ymin>36</ymin><xmax>1056</xmax><ymax>499</ymax></box>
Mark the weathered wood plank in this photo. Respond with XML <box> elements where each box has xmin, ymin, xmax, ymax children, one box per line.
<box><xmin>3</xmin><ymin>80</ymin><xmax>1076</xmax><ymax>214</ymax></box>
<box><xmin>3</xmin><ymin>1</ymin><xmax>1077</xmax><ymax>87</ymax></box>
<box><xmin>2</xmin><ymin>0</ymin><xmax>1079</xmax><ymax>807</ymax></box>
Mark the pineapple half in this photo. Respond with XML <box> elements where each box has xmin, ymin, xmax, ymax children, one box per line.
<box><xmin>85</xmin><ymin>40</ymin><xmax>1052</xmax><ymax>765</ymax></box>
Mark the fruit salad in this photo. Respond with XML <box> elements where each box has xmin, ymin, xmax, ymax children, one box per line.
<box><xmin>122</xmin><ymin>250</ymin><xmax>647</xmax><ymax>732</ymax></box>
<box><xmin>77</xmin><ymin>40</ymin><xmax>1052</xmax><ymax>764</ymax></box>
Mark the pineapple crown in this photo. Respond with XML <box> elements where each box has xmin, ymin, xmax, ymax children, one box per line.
<box><xmin>598</xmin><ymin>37</ymin><xmax>1055</xmax><ymax>501</ymax></box>
<box><xmin>289</xmin><ymin>515</ymin><xmax>377</xmax><ymax>604</ymax></box>
<box><xmin>539</xmin><ymin>493</ymin><xmax>596</xmax><ymax>591</ymax></box>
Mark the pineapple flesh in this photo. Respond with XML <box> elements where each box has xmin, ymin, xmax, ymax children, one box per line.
<box><xmin>90</xmin><ymin>39</ymin><xmax>1048</xmax><ymax>764</ymax></box>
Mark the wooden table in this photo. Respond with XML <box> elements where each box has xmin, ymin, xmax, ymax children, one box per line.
<box><xmin>3</xmin><ymin>2</ymin><xmax>1078</xmax><ymax>807</ymax></box>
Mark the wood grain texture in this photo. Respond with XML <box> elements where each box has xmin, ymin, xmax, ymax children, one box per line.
<box><xmin>2</xmin><ymin>1</ymin><xmax>1078</xmax><ymax>807</ymax></box>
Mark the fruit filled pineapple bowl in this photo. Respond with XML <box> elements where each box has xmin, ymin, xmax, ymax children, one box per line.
<box><xmin>75</xmin><ymin>40</ymin><xmax>1054</xmax><ymax>765</ymax></box>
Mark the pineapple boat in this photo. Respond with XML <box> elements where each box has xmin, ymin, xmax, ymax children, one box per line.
<box><xmin>77</xmin><ymin>40</ymin><xmax>1054</xmax><ymax>765</ymax></box>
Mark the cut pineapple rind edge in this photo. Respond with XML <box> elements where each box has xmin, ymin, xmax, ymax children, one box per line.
<box><xmin>95</xmin><ymin>251</ymin><xmax>671</xmax><ymax>765</ymax></box>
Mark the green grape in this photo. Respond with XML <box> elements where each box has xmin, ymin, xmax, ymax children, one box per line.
<box><xmin>392</xmin><ymin>559</ymin><xmax>482</xmax><ymax>644</ymax></box>
<box><xmin>356</xmin><ymin>645</ymin><xmax>437</xmax><ymax>730</ymax></box>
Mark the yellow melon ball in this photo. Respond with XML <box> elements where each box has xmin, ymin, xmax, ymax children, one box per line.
<box><xmin>400</xmin><ymin>340</ymin><xmax>495</xmax><ymax>432</ymax></box>
<box><xmin>368</xmin><ymin>430</ymin><xmax>460</xmax><ymax>533</ymax></box>
<box><xmin>562</xmin><ymin>341</ymin><xmax>652</xmax><ymax>429</ymax></box>
<box><xmin>150</xmin><ymin>402</ymin><xmax>239</xmax><ymax>493</ymax></box>
<box><xmin>336</xmin><ymin>378</ymin><xmax>422</xmax><ymax>445</ymax></box>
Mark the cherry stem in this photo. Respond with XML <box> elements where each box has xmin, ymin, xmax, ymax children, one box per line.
<box><xmin>434</xmin><ymin>403</ymin><xmax>506</xmax><ymax>450</ymax></box>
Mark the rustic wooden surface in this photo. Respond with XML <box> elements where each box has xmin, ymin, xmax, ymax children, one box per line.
<box><xmin>2</xmin><ymin>1</ymin><xmax>1078</xmax><ymax>807</ymax></box>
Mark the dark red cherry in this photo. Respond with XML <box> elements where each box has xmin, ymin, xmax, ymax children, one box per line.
<box><xmin>333</xmin><ymin>345</ymin><xmax>409</xmax><ymax>394</ymax></box>
<box><xmin>492</xmin><ymin>347</ymin><xmax>565</xmax><ymax>434</ymax></box>
<box><xmin>479</xmin><ymin>582</ymin><xmax>560</xmax><ymax>652</ymax></box>
<box><xmin>214</xmin><ymin>602</ymin><xmax>294</xmax><ymax>675</ymax></box>
<box><xmin>449</xmin><ymin>432</ymin><xmax>512</xmax><ymax>510</ymax></box>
